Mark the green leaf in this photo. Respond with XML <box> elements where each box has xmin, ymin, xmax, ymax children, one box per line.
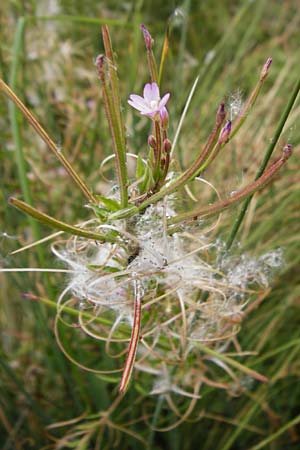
<box><xmin>136</xmin><ymin>154</ymin><xmax>145</xmax><ymax>179</ymax></box>
<box><xmin>90</xmin><ymin>205</ymin><xmax>109</xmax><ymax>220</ymax></box>
<box><xmin>96</xmin><ymin>195</ymin><xmax>121</xmax><ymax>212</ymax></box>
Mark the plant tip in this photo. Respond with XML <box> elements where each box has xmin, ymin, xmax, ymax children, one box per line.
<box><xmin>218</xmin><ymin>119</ymin><xmax>231</xmax><ymax>143</ymax></box>
<box><xmin>216</xmin><ymin>101</ymin><xmax>226</xmax><ymax>125</ymax></box>
<box><xmin>261</xmin><ymin>57</ymin><xmax>272</xmax><ymax>79</ymax></box>
<box><xmin>141</xmin><ymin>24</ymin><xmax>153</xmax><ymax>50</ymax></box>
<box><xmin>282</xmin><ymin>143</ymin><xmax>292</xmax><ymax>160</ymax></box>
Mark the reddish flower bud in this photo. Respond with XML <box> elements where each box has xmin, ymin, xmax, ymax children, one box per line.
<box><xmin>218</xmin><ymin>120</ymin><xmax>231</xmax><ymax>144</ymax></box>
<box><xmin>261</xmin><ymin>57</ymin><xmax>272</xmax><ymax>80</ymax></box>
<box><xmin>95</xmin><ymin>54</ymin><xmax>105</xmax><ymax>79</ymax></box>
<box><xmin>163</xmin><ymin>139</ymin><xmax>172</xmax><ymax>153</ymax></box>
<box><xmin>141</xmin><ymin>24</ymin><xmax>154</xmax><ymax>50</ymax></box>
<box><xmin>160</xmin><ymin>106</ymin><xmax>169</xmax><ymax>129</ymax></box>
<box><xmin>282</xmin><ymin>143</ymin><xmax>292</xmax><ymax>160</ymax></box>
<box><xmin>148</xmin><ymin>135</ymin><xmax>156</xmax><ymax>148</ymax></box>
<box><xmin>216</xmin><ymin>101</ymin><xmax>226</xmax><ymax>126</ymax></box>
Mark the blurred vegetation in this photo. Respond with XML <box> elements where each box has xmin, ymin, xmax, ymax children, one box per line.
<box><xmin>1</xmin><ymin>0</ymin><xmax>300</xmax><ymax>449</ymax></box>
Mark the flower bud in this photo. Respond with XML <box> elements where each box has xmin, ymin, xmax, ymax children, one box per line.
<box><xmin>216</xmin><ymin>102</ymin><xmax>226</xmax><ymax>126</ymax></box>
<box><xmin>148</xmin><ymin>135</ymin><xmax>156</xmax><ymax>148</ymax></box>
<box><xmin>218</xmin><ymin>120</ymin><xmax>231</xmax><ymax>144</ymax></box>
<box><xmin>95</xmin><ymin>54</ymin><xmax>105</xmax><ymax>79</ymax></box>
<box><xmin>261</xmin><ymin>57</ymin><xmax>272</xmax><ymax>80</ymax></box>
<box><xmin>282</xmin><ymin>143</ymin><xmax>292</xmax><ymax>160</ymax></box>
<box><xmin>141</xmin><ymin>24</ymin><xmax>154</xmax><ymax>50</ymax></box>
<box><xmin>160</xmin><ymin>106</ymin><xmax>169</xmax><ymax>129</ymax></box>
<box><xmin>163</xmin><ymin>139</ymin><xmax>172</xmax><ymax>153</ymax></box>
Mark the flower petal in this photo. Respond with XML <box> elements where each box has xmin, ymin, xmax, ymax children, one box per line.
<box><xmin>129</xmin><ymin>94</ymin><xmax>148</xmax><ymax>108</ymax></box>
<box><xmin>159</xmin><ymin>93</ymin><xmax>170</xmax><ymax>109</ymax></box>
<box><xmin>143</xmin><ymin>82</ymin><xmax>160</xmax><ymax>103</ymax></box>
<box><xmin>141</xmin><ymin>110</ymin><xmax>157</xmax><ymax>118</ymax></box>
<box><xmin>128</xmin><ymin>100</ymin><xmax>148</xmax><ymax>113</ymax></box>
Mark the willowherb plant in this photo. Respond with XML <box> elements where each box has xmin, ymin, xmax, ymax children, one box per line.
<box><xmin>1</xmin><ymin>23</ymin><xmax>298</xmax><ymax>430</ymax></box>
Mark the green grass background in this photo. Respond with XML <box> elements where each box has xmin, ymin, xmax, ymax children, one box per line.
<box><xmin>1</xmin><ymin>0</ymin><xmax>300</xmax><ymax>449</ymax></box>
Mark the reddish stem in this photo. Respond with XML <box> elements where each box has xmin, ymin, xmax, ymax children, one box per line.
<box><xmin>119</xmin><ymin>280</ymin><xmax>142</xmax><ymax>394</ymax></box>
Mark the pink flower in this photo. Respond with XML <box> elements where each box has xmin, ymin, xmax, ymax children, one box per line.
<box><xmin>128</xmin><ymin>82</ymin><xmax>170</xmax><ymax>120</ymax></box>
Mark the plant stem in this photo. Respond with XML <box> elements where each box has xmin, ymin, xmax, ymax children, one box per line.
<box><xmin>9</xmin><ymin>197</ymin><xmax>117</xmax><ymax>243</ymax></box>
<box><xmin>138</xmin><ymin>103</ymin><xmax>225</xmax><ymax>210</ymax></box>
<box><xmin>141</xmin><ymin>24</ymin><xmax>158</xmax><ymax>83</ymax></box>
<box><xmin>96</xmin><ymin>55</ymin><xmax>128</xmax><ymax>207</ymax></box>
<box><xmin>8</xmin><ymin>19</ymin><xmax>43</xmax><ymax>250</ymax></box>
<box><xmin>23</xmin><ymin>293</ymin><xmax>129</xmax><ymax>333</ymax></box>
<box><xmin>158</xmin><ymin>25</ymin><xmax>170</xmax><ymax>87</ymax></box>
<box><xmin>195</xmin><ymin>342</ymin><xmax>268</xmax><ymax>382</ymax></box>
<box><xmin>119</xmin><ymin>279</ymin><xmax>142</xmax><ymax>394</ymax></box>
<box><xmin>168</xmin><ymin>146</ymin><xmax>291</xmax><ymax>226</ymax></box>
<box><xmin>228</xmin><ymin>57</ymin><xmax>272</xmax><ymax>142</ymax></box>
<box><xmin>0</xmin><ymin>79</ymin><xmax>96</xmax><ymax>203</ymax></box>
<box><xmin>147</xmin><ymin>395</ymin><xmax>164</xmax><ymax>449</ymax></box>
<box><xmin>226</xmin><ymin>74</ymin><xmax>300</xmax><ymax>250</ymax></box>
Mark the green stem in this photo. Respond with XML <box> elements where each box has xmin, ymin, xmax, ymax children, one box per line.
<box><xmin>226</xmin><ymin>75</ymin><xmax>300</xmax><ymax>250</ymax></box>
<box><xmin>8</xmin><ymin>18</ymin><xmax>42</xmax><ymax>245</ymax></box>
<box><xmin>24</xmin><ymin>294</ymin><xmax>128</xmax><ymax>333</ymax></box>
<box><xmin>195</xmin><ymin>342</ymin><xmax>268</xmax><ymax>382</ymax></box>
<box><xmin>9</xmin><ymin>197</ymin><xmax>117</xmax><ymax>243</ymax></box>
<box><xmin>0</xmin><ymin>79</ymin><xmax>96</xmax><ymax>203</ymax></box>
<box><xmin>24</xmin><ymin>15</ymin><xmax>132</xmax><ymax>27</ymax></box>
<box><xmin>249</xmin><ymin>414</ymin><xmax>300</xmax><ymax>450</ymax></box>
<box><xmin>102</xmin><ymin>26</ymin><xmax>128</xmax><ymax>208</ymax></box>
<box><xmin>8</xmin><ymin>17</ymin><xmax>54</xmax><ymax>297</ymax></box>
<box><xmin>96</xmin><ymin>56</ymin><xmax>128</xmax><ymax>207</ymax></box>
<box><xmin>158</xmin><ymin>25</ymin><xmax>169</xmax><ymax>87</ymax></box>
<box><xmin>102</xmin><ymin>25</ymin><xmax>124</xmax><ymax>135</ymax></box>
<box><xmin>147</xmin><ymin>395</ymin><xmax>164</xmax><ymax>449</ymax></box>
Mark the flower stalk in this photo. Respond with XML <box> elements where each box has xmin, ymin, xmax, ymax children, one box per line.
<box><xmin>141</xmin><ymin>24</ymin><xmax>158</xmax><ymax>83</ymax></box>
<box><xmin>136</xmin><ymin>102</ymin><xmax>226</xmax><ymax>210</ymax></box>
